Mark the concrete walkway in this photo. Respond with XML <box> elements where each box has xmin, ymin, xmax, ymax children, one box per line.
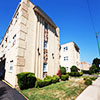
<box><xmin>0</xmin><ymin>80</ymin><xmax>27</xmax><ymax>100</ymax></box>
<box><xmin>76</xmin><ymin>76</ymin><xmax>100</xmax><ymax>100</ymax></box>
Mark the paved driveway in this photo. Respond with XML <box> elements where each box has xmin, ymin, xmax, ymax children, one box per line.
<box><xmin>0</xmin><ymin>80</ymin><xmax>27</xmax><ymax>100</ymax></box>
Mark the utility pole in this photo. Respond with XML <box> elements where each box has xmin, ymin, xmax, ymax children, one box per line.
<box><xmin>96</xmin><ymin>32</ymin><xmax>100</xmax><ymax>56</ymax></box>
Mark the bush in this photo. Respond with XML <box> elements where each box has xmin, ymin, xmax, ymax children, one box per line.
<box><xmin>44</xmin><ymin>75</ymin><xmax>59</xmax><ymax>84</ymax></box>
<box><xmin>44</xmin><ymin>76</ymin><xmax>52</xmax><ymax>80</ymax></box>
<box><xmin>60</xmin><ymin>67</ymin><xmax>66</xmax><ymax>75</ymax></box>
<box><xmin>17</xmin><ymin>72</ymin><xmax>36</xmax><ymax>90</ymax></box>
<box><xmin>84</xmin><ymin>78</ymin><xmax>92</xmax><ymax>86</ymax></box>
<box><xmin>70</xmin><ymin>66</ymin><xmax>78</xmax><ymax>72</ymax></box>
<box><xmin>90</xmin><ymin>77</ymin><xmax>97</xmax><ymax>81</ymax></box>
<box><xmin>82</xmin><ymin>70</ymin><xmax>90</xmax><ymax>74</ymax></box>
<box><xmin>35</xmin><ymin>79</ymin><xmax>51</xmax><ymax>88</ymax></box>
<box><xmin>61</xmin><ymin>74</ymin><xmax>69</xmax><ymax>81</ymax></box>
<box><xmin>52</xmin><ymin>75</ymin><xmax>59</xmax><ymax>83</ymax></box>
<box><xmin>89</xmin><ymin>64</ymin><xmax>98</xmax><ymax>74</ymax></box>
<box><xmin>79</xmin><ymin>72</ymin><xmax>83</xmax><ymax>76</ymax></box>
<box><xmin>69</xmin><ymin>72</ymin><xmax>83</xmax><ymax>77</ymax></box>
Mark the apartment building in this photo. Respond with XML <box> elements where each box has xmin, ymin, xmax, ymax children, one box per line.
<box><xmin>60</xmin><ymin>42</ymin><xmax>80</xmax><ymax>72</ymax></box>
<box><xmin>0</xmin><ymin>0</ymin><xmax>60</xmax><ymax>87</ymax></box>
<box><xmin>81</xmin><ymin>62</ymin><xmax>91</xmax><ymax>70</ymax></box>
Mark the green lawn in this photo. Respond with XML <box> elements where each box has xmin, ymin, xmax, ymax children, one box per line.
<box><xmin>21</xmin><ymin>79</ymin><xmax>87</xmax><ymax>100</ymax></box>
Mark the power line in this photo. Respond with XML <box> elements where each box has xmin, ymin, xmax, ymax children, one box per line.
<box><xmin>86</xmin><ymin>0</ymin><xmax>100</xmax><ymax>57</ymax></box>
<box><xmin>86</xmin><ymin>0</ymin><xmax>96</xmax><ymax>33</ymax></box>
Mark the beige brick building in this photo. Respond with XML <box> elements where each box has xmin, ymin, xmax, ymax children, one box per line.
<box><xmin>60</xmin><ymin>42</ymin><xmax>80</xmax><ymax>72</ymax></box>
<box><xmin>0</xmin><ymin>0</ymin><xmax>60</xmax><ymax>87</ymax></box>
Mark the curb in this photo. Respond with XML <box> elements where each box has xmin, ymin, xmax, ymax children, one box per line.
<box><xmin>2</xmin><ymin>80</ymin><xmax>14</xmax><ymax>88</ymax></box>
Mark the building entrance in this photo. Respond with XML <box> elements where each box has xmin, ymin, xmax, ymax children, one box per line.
<box><xmin>0</xmin><ymin>58</ymin><xmax>6</xmax><ymax>80</ymax></box>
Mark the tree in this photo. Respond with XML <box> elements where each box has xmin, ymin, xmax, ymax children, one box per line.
<box><xmin>92</xmin><ymin>58</ymin><xmax>100</xmax><ymax>72</ymax></box>
<box><xmin>70</xmin><ymin>65</ymin><xmax>78</xmax><ymax>72</ymax></box>
<box><xmin>89</xmin><ymin>64</ymin><xmax>98</xmax><ymax>73</ymax></box>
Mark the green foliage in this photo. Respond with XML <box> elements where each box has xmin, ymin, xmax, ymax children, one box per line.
<box><xmin>44</xmin><ymin>76</ymin><xmax>52</xmax><ymax>80</ymax></box>
<box><xmin>83</xmin><ymin>76</ymin><xmax>97</xmax><ymax>81</ymax></box>
<box><xmin>60</xmin><ymin>66</ymin><xmax>66</xmax><ymax>75</ymax></box>
<box><xmin>84</xmin><ymin>78</ymin><xmax>92</xmax><ymax>86</ymax></box>
<box><xmin>36</xmin><ymin>75</ymin><xmax>60</xmax><ymax>88</ymax></box>
<box><xmin>82</xmin><ymin>70</ymin><xmax>90</xmax><ymax>74</ymax></box>
<box><xmin>51</xmin><ymin>75</ymin><xmax>60</xmax><ymax>83</ymax></box>
<box><xmin>79</xmin><ymin>72</ymin><xmax>83</xmax><ymax>76</ymax></box>
<box><xmin>70</xmin><ymin>66</ymin><xmax>78</xmax><ymax>72</ymax></box>
<box><xmin>69</xmin><ymin>72</ymin><xmax>83</xmax><ymax>77</ymax></box>
<box><xmin>17</xmin><ymin>72</ymin><xmax>36</xmax><ymax>90</ymax></box>
<box><xmin>35</xmin><ymin>79</ymin><xmax>51</xmax><ymax>88</ymax></box>
<box><xmin>92</xmin><ymin>58</ymin><xmax>100</xmax><ymax>72</ymax></box>
<box><xmin>61</xmin><ymin>74</ymin><xmax>69</xmax><ymax>81</ymax></box>
<box><xmin>89</xmin><ymin>64</ymin><xmax>98</xmax><ymax>74</ymax></box>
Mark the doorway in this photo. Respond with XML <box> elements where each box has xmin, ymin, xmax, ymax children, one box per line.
<box><xmin>0</xmin><ymin>59</ymin><xmax>6</xmax><ymax>80</ymax></box>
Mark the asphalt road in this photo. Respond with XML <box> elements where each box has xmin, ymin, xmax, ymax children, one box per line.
<box><xmin>0</xmin><ymin>80</ymin><xmax>27</xmax><ymax>100</ymax></box>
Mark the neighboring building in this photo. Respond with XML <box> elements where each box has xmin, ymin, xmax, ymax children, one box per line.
<box><xmin>81</xmin><ymin>62</ymin><xmax>91</xmax><ymax>70</ymax></box>
<box><xmin>0</xmin><ymin>0</ymin><xmax>60</xmax><ymax>87</ymax></box>
<box><xmin>60</xmin><ymin>42</ymin><xmax>80</xmax><ymax>72</ymax></box>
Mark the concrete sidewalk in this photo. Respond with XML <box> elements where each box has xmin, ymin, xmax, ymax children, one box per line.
<box><xmin>76</xmin><ymin>76</ymin><xmax>100</xmax><ymax>100</ymax></box>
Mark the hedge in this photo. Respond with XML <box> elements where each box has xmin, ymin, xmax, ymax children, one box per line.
<box><xmin>69</xmin><ymin>72</ymin><xmax>83</xmax><ymax>77</ymax></box>
<box><xmin>35</xmin><ymin>75</ymin><xmax>60</xmax><ymax>88</ymax></box>
<box><xmin>44</xmin><ymin>75</ymin><xmax>59</xmax><ymax>84</ymax></box>
<box><xmin>84</xmin><ymin>78</ymin><xmax>92</xmax><ymax>86</ymax></box>
<box><xmin>61</xmin><ymin>74</ymin><xmax>69</xmax><ymax>81</ymax></box>
<box><xmin>17</xmin><ymin>72</ymin><xmax>36</xmax><ymax>90</ymax></box>
<box><xmin>35</xmin><ymin>79</ymin><xmax>51</xmax><ymax>88</ymax></box>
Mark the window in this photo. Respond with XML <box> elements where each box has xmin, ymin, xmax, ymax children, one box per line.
<box><xmin>45</xmin><ymin>23</ymin><xmax>48</xmax><ymax>30</ymax></box>
<box><xmin>9</xmin><ymin>60</ymin><xmax>13</xmax><ymax>72</ymax></box>
<box><xmin>2</xmin><ymin>44</ymin><xmax>4</xmax><ymax>48</ymax></box>
<box><xmin>43</xmin><ymin>63</ymin><xmax>48</xmax><ymax>72</ymax></box>
<box><xmin>5</xmin><ymin>37</ymin><xmax>8</xmax><ymax>42</ymax></box>
<box><xmin>64</xmin><ymin>46</ymin><xmax>68</xmax><ymax>51</ymax></box>
<box><xmin>64</xmin><ymin>56</ymin><xmax>68</xmax><ymax>61</ymax></box>
<box><xmin>12</xmin><ymin>34</ymin><xmax>16</xmax><ymax>46</ymax></box>
<box><xmin>15</xmin><ymin>12</ymin><xmax>19</xmax><ymax>19</ymax></box>
<box><xmin>44</xmin><ymin>41</ymin><xmax>48</xmax><ymax>49</ymax></box>
<box><xmin>66</xmin><ymin>67</ymin><xmax>69</xmax><ymax>72</ymax></box>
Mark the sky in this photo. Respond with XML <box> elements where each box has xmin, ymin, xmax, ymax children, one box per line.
<box><xmin>0</xmin><ymin>0</ymin><xmax>100</xmax><ymax>64</ymax></box>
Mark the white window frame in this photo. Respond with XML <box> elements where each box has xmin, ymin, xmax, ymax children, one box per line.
<box><xmin>9</xmin><ymin>60</ymin><xmax>13</xmax><ymax>73</ymax></box>
<box><xmin>43</xmin><ymin>63</ymin><xmax>48</xmax><ymax>72</ymax></box>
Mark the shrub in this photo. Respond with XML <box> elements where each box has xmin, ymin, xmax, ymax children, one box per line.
<box><xmin>70</xmin><ymin>66</ymin><xmax>78</xmax><ymax>72</ymax></box>
<box><xmin>35</xmin><ymin>79</ymin><xmax>51</xmax><ymax>88</ymax></box>
<box><xmin>44</xmin><ymin>76</ymin><xmax>52</xmax><ymax>80</ymax></box>
<box><xmin>69</xmin><ymin>72</ymin><xmax>83</xmax><ymax>77</ymax></box>
<box><xmin>84</xmin><ymin>78</ymin><xmax>92</xmax><ymax>86</ymax></box>
<box><xmin>69</xmin><ymin>72</ymin><xmax>74</xmax><ymax>76</ymax></box>
<box><xmin>89</xmin><ymin>64</ymin><xmax>97</xmax><ymax>74</ymax></box>
<box><xmin>44</xmin><ymin>75</ymin><xmax>59</xmax><ymax>84</ymax></box>
<box><xmin>52</xmin><ymin>75</ymin><xmax>59</xmax><ymax>83</ymax></box>
<box><xmin>82</xmin><ymin>70</ymin><xmax>90</xmax><ymax>74</ymax></box>
<box><xmin>84</xmin><ymin>76</ymin><xmax>97</xmax><ymax>81</ymax></box>
<box><xmin>83</xmin><ymin>76</ymin><xmax>89</xmax><ymax>80</ymax></box>
<box><xmin>17</xmin><ymin>72</ymin><xmax>36</xmax><ymax>90</ymax></box>
<box><xmin>61</xmin><ymin>74</ymin><xmax>69</xmax><ymax>81</ymax></box>
<box><xmin>60</xmin><ymin>67</ymin><xmax>66</xmax><ymax>75</ymax></box>
<box><xmin>90</xmin><ymin>77</ymin><xmax>97</xmax><ymax>81</ymax></box>
<box><xmin>79</xmin><ymin>72</ymin><xmax>83</xmax><ymax>76</ymax></box>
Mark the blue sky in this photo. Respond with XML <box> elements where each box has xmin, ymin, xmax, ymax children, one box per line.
<box><xmin>0</xmin><ymin>0</ymin><xmax>100</xmax><ymax>64</ymax></box>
